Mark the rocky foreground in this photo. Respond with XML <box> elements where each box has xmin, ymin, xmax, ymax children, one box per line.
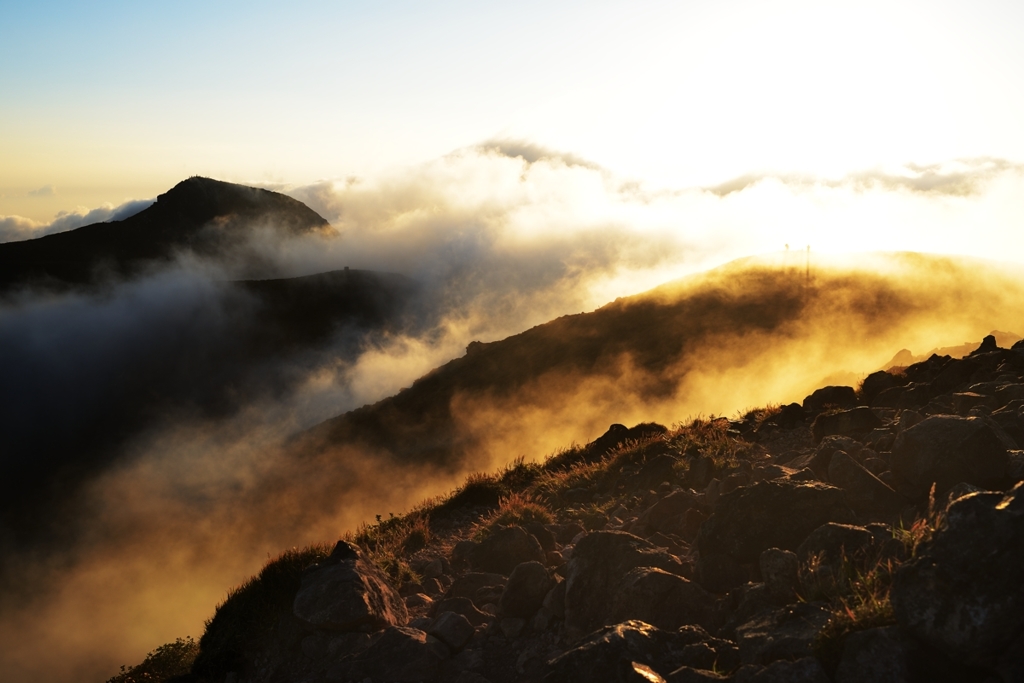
<box><xmin>120</xmin><ymin>335</ymin><xmax>1024</xmax><ymax>683</ymax></box>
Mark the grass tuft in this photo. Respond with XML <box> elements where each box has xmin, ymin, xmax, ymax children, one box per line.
<box><xmin>474</xmin><ymin>491</ymin><xmax>553</xmax><ymax>539</ymax></box>
<box><xmin>107</xmin><ymin>637</ymin><xmax>199</xmax><ymax>683</ymax></box>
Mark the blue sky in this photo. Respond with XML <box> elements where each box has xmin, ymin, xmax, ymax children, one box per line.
<box><xmin>3</xmin><ymin>0</ymin><xmax>1024</xmax><ymax>222</ymax></box>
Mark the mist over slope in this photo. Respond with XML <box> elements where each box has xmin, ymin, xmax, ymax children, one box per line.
<box><xmin>3</xmin><ymin>161</ymin><xmax>1024</xmax><ymax>683</ymax></box>
<box><xmin>0</xmin><ymin>180</ymin><xmax>421</xmax><ymax>548</ymax></box>
<box><xmin>298</xmin><ymin>253</ymin><xmax>1024</xmax><ymax>478</ymax></box>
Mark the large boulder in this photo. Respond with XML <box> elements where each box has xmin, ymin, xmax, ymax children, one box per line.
<box><xmin>734</xmin><ymin>603</ymin><xmax>831</xmax><ymax>665</ymax></box>
<box><xmin>811</xmin><ymin>407</ymin><xmax>882</xmax><ymax>443</ymax></box>
<box><xmin>834</xmin><ymin>627</ymin><xmax>910</xmax><ymax>683</ymax></box>
<box><xmin>427</xmin><ymin>611</ymin><xmax>475</xmax><ymax>652</ymax></box>
<box><xmin>739</xmin><ymin>658</ymin><xmax>830</xmax><ymax>682</ymax></box>
<box><xmin>327</xmin><ymin>626</ymin><xmax>449</xmax><ymax>682</ymax></box>
<box><xmin>564</xmin><ymin>531</ymin><xmax>688</xmax><ymax>640</ymax></box>
<box><xmin>546</xmin><ymin>621</ymin><xmax>735</xmax><ymax>683</ymax></box>
<box><xmin>639</xmin><ymin>489</ymin><xmax>702</xmax><ymax>534</ymax></box>
<box><xmin>803</xmin><ymin>386</ymin><xmax>858</xmax><ymax>413</ymax></box>
<box><xmin>891</xmin><ymin>483</ymin><xmax>1024</xmax><ymax>671</ymax></box>
<box><xmin>499</xmin><ymin>561</ymin><xmax>554</xmax><ymax>618</ymax></box>
<box><xmin>431</xmin><ymin>597</ymin><xmax>491</xmax><ymax>627</ymax></box>
<box><xmin>796</xmin><ymin>523</ymin><xmax>875</xmax><ymax>568</ymax></box>
<box><xmin>469</xmin><ymin>526</ymin><xmax>545</xmax><ymax>575</ymax></box>
<box><xmin>609</xmin><ymin>567</ymin><xmax>717</xmax><ymax>632</ymax></box>
<box><xmin>293</xmin><ymin>541</ymin><xmax>408</xmax><ymax>631</ymax></box>
<box><xmin>890</xmin><ymin>415</ymin><xmax>1015</xmax><ymax>499</ymax></box>
<box><xmin>443</xmin><ymin>572</ymin><xmax>507</xmax><ymax>603</ymax></box>
<box><xmin>827</xmin><ymin>450</ymin><xmax>906</xmax><ymax>519</ymax></box>
<box><xmin>696</xmin><ymin>480</ymin><xmax>855</xmax><ymax>564</ymax></box>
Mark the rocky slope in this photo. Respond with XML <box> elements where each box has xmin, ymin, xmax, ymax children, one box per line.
<box><xmin>123</xmin><ymin>334</ymin><xmax>1024</xmax><ymax>683</ymax></box>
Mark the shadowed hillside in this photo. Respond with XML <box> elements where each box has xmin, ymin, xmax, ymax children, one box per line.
<box><xmin>296</xmin><ymin>254</ymin><xmax>1024</xmax><ymax>476</ymax></box>
<box><xmin>0</xmin><ymin>177</ymin><xmax>333</xmax><ymax>291</ymax></box>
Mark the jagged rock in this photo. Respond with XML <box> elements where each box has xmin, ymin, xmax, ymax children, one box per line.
<box><xmin>934</xmin><ymin>481</ymin><xmax>985</xmax><ymax>513</ymax></box>
<box><xmin>666</xmin><ymin>666</ymin><xmax>729</xmax><ymax>682</ymax></box>
<box><xmin>543</xmin><ymin>578</ymin><xmax>566</xmax><ymax>619</ymax></box>
<box><xmin>994</xmin><ymin>383</ymin><xmax>1024</xmax><ymax>406</ymax></box>
<box><xmin>796</xmin><ymin>522</ymin><xmax>875</xmax><ymax>568</ymax></box>
<box><xmin>971</xmin><ymin>334</ymin><xmax>999</xmax><ymax>355</ymax></box>
<box><xmin>526</xmin><ymin>523</ymin><xmax>558</xmax><ymax>553</ymax></box>
<box><xmin>469</xmin><ymin>526</ymin><xmax>546</xmax><ymax>574</ymax></box>
<box><xmin>772</xmin><ymin>402</ymin><xmax>806</xmax><ymax>429</ymax></box>
<box><xmin>327</xmin><ymin>626</ymin><xmax>449</xmax><ymax>682</ymax></box>
<box><xmin>646</xmin><ymin>531</ymin><xmax>688</xmax><ymax>556</ymax></box>
<box><xmin>640</xmin><ymin>489</ymin><xmax>701</xmax><ymax>534</ymax></box>
<box><xmin>432</xmin><ymin>597</ymin><xmax>491</xmax><ymax>627</ymax></box>
<box><xmin>627</xmin><ymin>662</ymin><xmax>668</xmax><ymax>682</ymax></box>
<box><xmin>551</xmin><ymin>522</ymin><xmax>587</xmax><ymax>544</ymax></box>
<box><xmin>564</xmin><ymin>531</ymin><xmax>688</xmax><ymax>640</ymax></box>
<box><xmin>293</xmin><ymin>540</ymin><xmax>408</xmax><ymax>631</ymax></box>
<box><xmin>811</xmin><ymin>407</ymin><xmax>882</xmax><ymax>443</ymax></box>
<box><xmin>675</xmin><ymin>626</ymin><xmax>741</xmax><ymax>671</ymax></box>
<box><xmin>892</xmin><ymin>482</ymin><xmax>1024</xmax><ymax>671</ymax></box>
<box><xmin>696</xmin><ymin>551</ymin><xmax>752</xmax><ymax>595</ymax></box>
<box><xmin>546</xmin><ymin>620</ymin><xmax>728</xmax><ymax>683</ymax></box>
<box><xmin>834</xmin><ymin>627</ymin><xmax>910</xmax><ymax>683</ymax></box>
<box><xmin>499</xmin><ymin>617</ymin><xmax>526</xmax><ymax>638</ymax></box>
<box><xmin>454</xmin><ymin>672</ymin><xmax>493</xmax><ymax>683</ymax></box>
<box><xmin>499</xmin><ymin>561</ymin><xmax>554</xmax><ymax>618</ymax></box>
<box><xmin>807</xmin><ymin>435</ymin><xmax>862</xmax><ymax>478</ymax></box>
<box><xmin>609</xmin><ymin>567</ymin><xmax>717</xmax><ymax>632</ymax></box>
<box><xmin>588</xmin><ymin>423</ymin><xmax>668</xmax><ymax>460</ymax></box>
<box><xmin>734</xmin><ymin>603</ymin><xmax>831</xmax><ymax>665</ymax></box>
<box><xmin>428</xmin><ymin>611</ymin><xmax>476</xmax><ymax>651</ymax></box>
<box><xmin>444</xmin><ymin>572</ymin><xmax>507</xmax><ymax>602</ymax></box>
<box><xmin>891</xmin><ymin>414</ymin><xmax>1015</xmax><ymax>499</ymax></box>
<box><xmin>736</xmin><ymin>657</ymin><xmax>830</xmax><ymax>682</ymax></box>
<box><xmin>696</xmin><ymin>480</ymin><xmax>855</xmax><ymax>564</ymax></box>
<box><xmin>827</xmin><ymin>450</ymin><xmax>906</xmax><ymax>519</ymax></box>
<box><xmin>638</xmin><ymin>454</ymin><xmax>681</xmax><ymax>488</ymax></box>
<box><xmin>803</xmin><ymin>386</ymin><xmax>857</xmax><ymax>413</ymax></box>
<box><xmin>421</xmin><ymin>557</ymin><xmax>445</xmax><ymax>579</ymax></box>
<box><xmin>405</xmin><ymin>593</ymin><xmax>433</xmax><ymax>611</ymax></box>
<box><xmin>862</xmin><ymin>371</ymin><xmax>904</xmax><ymax>405</ymax></box>
<box><xmin>758</xmin><ymin>548</ymin><xmax>799</xmax><ymax>601</ymax></box>
<box><xmin>896</xmin><ymin>409</ymin><xmax>924</xmax><ymax>432</ymax></box>
<box><xmin>953</xmin><ymin>391</ymin><xmax>991</xmax><ymax>414</ymax></box>
<box><xmin>451</xmin><ymin>540</ymin><xmax>479</xmax><ymax>567</ymax></box>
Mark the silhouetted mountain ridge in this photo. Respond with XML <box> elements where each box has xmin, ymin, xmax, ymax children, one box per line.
<box><xmin>0</xmin><ymin>176</ymin><xmax>333</xmax><ymax>291</ymax></box>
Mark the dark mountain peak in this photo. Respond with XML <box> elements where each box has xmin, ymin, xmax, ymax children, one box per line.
<box><xmin>0</xmin><ymin>177</ymin><xmax>334</xmax><ymax>292</ymax></box>
<box><xmin>147</xmin><ymin>177</ymin><xmax>332</xmax><ymax>235</ymax></box>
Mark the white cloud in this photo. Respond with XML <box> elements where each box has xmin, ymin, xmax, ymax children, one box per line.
<box><xmin>0</xmin><ymin>198</ymin><xmax>154</xmax><ymax>244</ymax></box>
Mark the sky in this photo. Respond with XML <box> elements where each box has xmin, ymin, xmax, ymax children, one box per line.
<box><xmin>3</xmin><ymin>0</ymin><xmax>1024</xmax><ymax>225</ymax></box>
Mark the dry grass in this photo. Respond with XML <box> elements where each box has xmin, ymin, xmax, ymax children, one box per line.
<box><xmin>815</xmin><ymin>557</ymin><xmax>897</xmax><ymax>675</ymax></box>
<box><xmin>352</xmin><ymin>513</ymin><xmax>431</xmax><ymax>583</ymax></box>
<box><xmin>741</xmin><ymin>404</ymin><xmax>782</xmax><ymax>431</ymax></box>
<box><xmin>474</xmin><ymin>491</ymin><xmax>554</xmax><ymax>540</ymax></box>
<box><xmin>107</xmin><ymin>637</ymin><xmax>199</xmax><ymax>683</ymax></box>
